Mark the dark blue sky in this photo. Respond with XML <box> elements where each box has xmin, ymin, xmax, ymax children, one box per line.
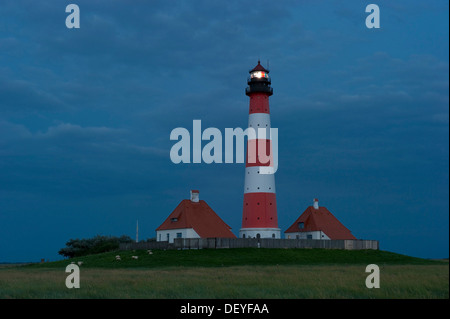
<box><xmin>0</xmin><ymin>0</ymin><xmax>448</xmax><ymax>261</ymax></box>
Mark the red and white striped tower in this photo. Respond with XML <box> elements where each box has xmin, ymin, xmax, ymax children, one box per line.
<box><xmin>240</xmin><ymin>61</ymin><xmax>280</xmax><ymax>239</ymax></box>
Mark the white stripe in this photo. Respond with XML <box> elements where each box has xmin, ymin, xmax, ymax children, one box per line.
<box><xmin>244</xmin><ymin>166</ymin><xmax>276</xmax><ymax>194</ymax></box>
<box><xmin>239</xmin><ymin>228</ymin><xmax>281</xmax><ymax>239</ymax></box>
<box><xmin>248</xmin><ymin>113</ymin><xmax>271</xmax><ymax>141</ymax></box>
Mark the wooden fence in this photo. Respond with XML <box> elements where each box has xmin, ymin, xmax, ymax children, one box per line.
<box><xmin>119</xmin><ymin>238</ymin><xmax>379</xmax><ymax>251</ymax></box>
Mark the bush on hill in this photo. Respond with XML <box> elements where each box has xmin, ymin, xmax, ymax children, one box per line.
<box><xmin>58</xmin><ymin>235</ymin><xmax>133</xmax><ymax>258</ymax></box>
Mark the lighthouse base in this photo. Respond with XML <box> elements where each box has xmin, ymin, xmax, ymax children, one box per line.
<box><xmin>239</xmin><ymin>228</ymin><xmax>281</xmax><ymax>239</ymax></box>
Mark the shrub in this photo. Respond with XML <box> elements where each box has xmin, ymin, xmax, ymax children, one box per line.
<box><xmin>58</xmin><ymin>235</ymin><xmax>133</xmax><ymax>258</ymax></box>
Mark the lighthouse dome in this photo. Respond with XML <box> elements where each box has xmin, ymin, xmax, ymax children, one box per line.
<box><xmin>249</xmin><ymin>60</ymin><xmax>269</xmax><ymax>73</ymax></box>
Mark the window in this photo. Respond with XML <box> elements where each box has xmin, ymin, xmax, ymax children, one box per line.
<box><xmin>298</xmin><ymin>222</ymin><xmax>305</xmax><ymax>229</ymax></box>
<box><xmin>171</xmin><ymin>218</ymin><xmax>178</xmax><ymax>222</ymax></box>
<box><xmin>272</xmin><ymin>233</ymin><xmax>275</xmax><ymax>238</ymax></box>
<box><xmin>307</xmin><ymin>234</ymin><xmax>313</xmax><ymax>239</ymax></box>
<box><xmin>251</xmin><ymin>71</ymin><xmax>269</xmax><ymax>79</ymax></box>
<box><xmin>176</xmin><ymin>233</ymin><xmax>182</xmax><ymax>238</ymax></box>
<box><xmin>166</xmin><ymin>233</ymin><xmax>170</xmax><ymax>241</ymax></box>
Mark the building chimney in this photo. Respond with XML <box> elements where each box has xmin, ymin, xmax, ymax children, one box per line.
<box><xmin>313</xmin><ymin>198</ymin><xmax>319</xmax><ymax>209</ymax></box>
<box><xmin>190</xmin><ymin>190</ymin><xmax>199</xmax><ymax>202</ymax></box>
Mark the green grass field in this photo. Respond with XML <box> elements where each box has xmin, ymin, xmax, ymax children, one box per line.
<box><xmin>0</xmin><ymin>249</ymin><xmax>448</xmax><ymax>298</ymax></box>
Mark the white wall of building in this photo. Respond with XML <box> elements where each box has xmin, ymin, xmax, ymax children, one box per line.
<box><xmin>156</xmin><ymin>228</ymin><xmax>200</xmax><ymax>243</ymax></box>
<box><xmin>285</xmin><ymin>231</ymin><xmax>330</xmax><ymax>240</ymax></box>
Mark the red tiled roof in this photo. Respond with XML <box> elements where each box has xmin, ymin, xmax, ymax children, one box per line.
<box><xmin>284</xmin><ymin>206</ymin><xmax>356</xmax><ymax>240</ymax></box>
<box><xmin>156</xmin><ymin>199</ymin><xmax>236</xmax><ymax>238</ymax></box>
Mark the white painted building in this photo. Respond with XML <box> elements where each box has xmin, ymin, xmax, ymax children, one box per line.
<box><xmin>157</xmin><ymin>227</ymin><xmax>200</xmax><ymax>244</ymax></box>
<box><xmin>284</xmin><ymin>199</ymin><xmax>356</xmax><ymax>240</ymax></box>
<box><xmin>285</xmin><ymin>230</ymin><xmax>330</xmax><ymax>240</ymax></box>
<box><xmin>156</xmin><ymin>190</ymin><xmax>236</xmax><ymax>243</ymax></box>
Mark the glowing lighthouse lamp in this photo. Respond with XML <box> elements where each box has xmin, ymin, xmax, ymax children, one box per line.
<box><xmin>240</xmin><ymin>61</ymin><xmax>280</xmax><ymax>239</ymax></box>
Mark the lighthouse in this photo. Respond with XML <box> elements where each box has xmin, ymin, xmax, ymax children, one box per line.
<box><xmin>240</xmin><ymin>61</ymin><xmax>280</xmax><ymax>239</ymax></box>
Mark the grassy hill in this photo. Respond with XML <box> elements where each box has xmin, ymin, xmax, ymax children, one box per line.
<box><xmin>28</xmin><ymin>248</ymin><xmax>444</xmax><ymax>269</ymax></box>
<box><xmin>2</xmin><ymin>248</ymin><xmax>447</xmax><ymax>298</ymax></box>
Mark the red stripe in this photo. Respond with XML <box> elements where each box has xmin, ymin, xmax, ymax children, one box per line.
<box><xmin>246</xmin><ymin>139</ymin><xmax>273</xmax><ymax>167</ymax></box>
<box><xmin>249</xmin><ymin>92</ymin><xmax>270</xmax><ymax>114</ymax></box>
<box><xmin>242</xmin><ymin>193</ymin><xmax>278</xmax><ymax>228</ymax></box>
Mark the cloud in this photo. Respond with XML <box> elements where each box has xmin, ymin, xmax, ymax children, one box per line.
<box><xmin>0</xmin><ymin>78</ymin><xmax>66</xmax><ymax>112</ymax></box>
<box><xmin>0</xmin><ymin>120</ymin><xmax>166</xmax><ymax>172</ymax></box>
<box><xmin>36</xmin><ymin>123</ymin><xmax>125</xmax><ymax>140</ymax></box>
<box><xmin>0</xmin><ymin>120</ymin><xmax>31</xmax><ymax>142</ymax></box>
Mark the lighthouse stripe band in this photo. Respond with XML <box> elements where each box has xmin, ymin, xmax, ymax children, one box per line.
<box><xmin>248</xmin><ymin>113</ymin><xmax>271</xmax><ymax>138</ymax></box>
<box><xmin>249</xmin><ymin>93</ymin><xmax>270</xmax><ymax>114</ymax></box>
<box><xmin>239</xmin><ymin>228</ymin><xmax>281</xmax><ymax>238</ymax></box>
<box><xmin>242</xmin><ymin>192</ymin><xmax>278</xmax><ymax>228</ymax></box>
<box><xmin>246</xmin><ymin>139</ymin><xmax>274</xmax><ymax>167</ymax></box>
<box><xmin>244</xmin><ymin>166</ymin><xmax>276</xmax><ymax>194</ymax></box>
